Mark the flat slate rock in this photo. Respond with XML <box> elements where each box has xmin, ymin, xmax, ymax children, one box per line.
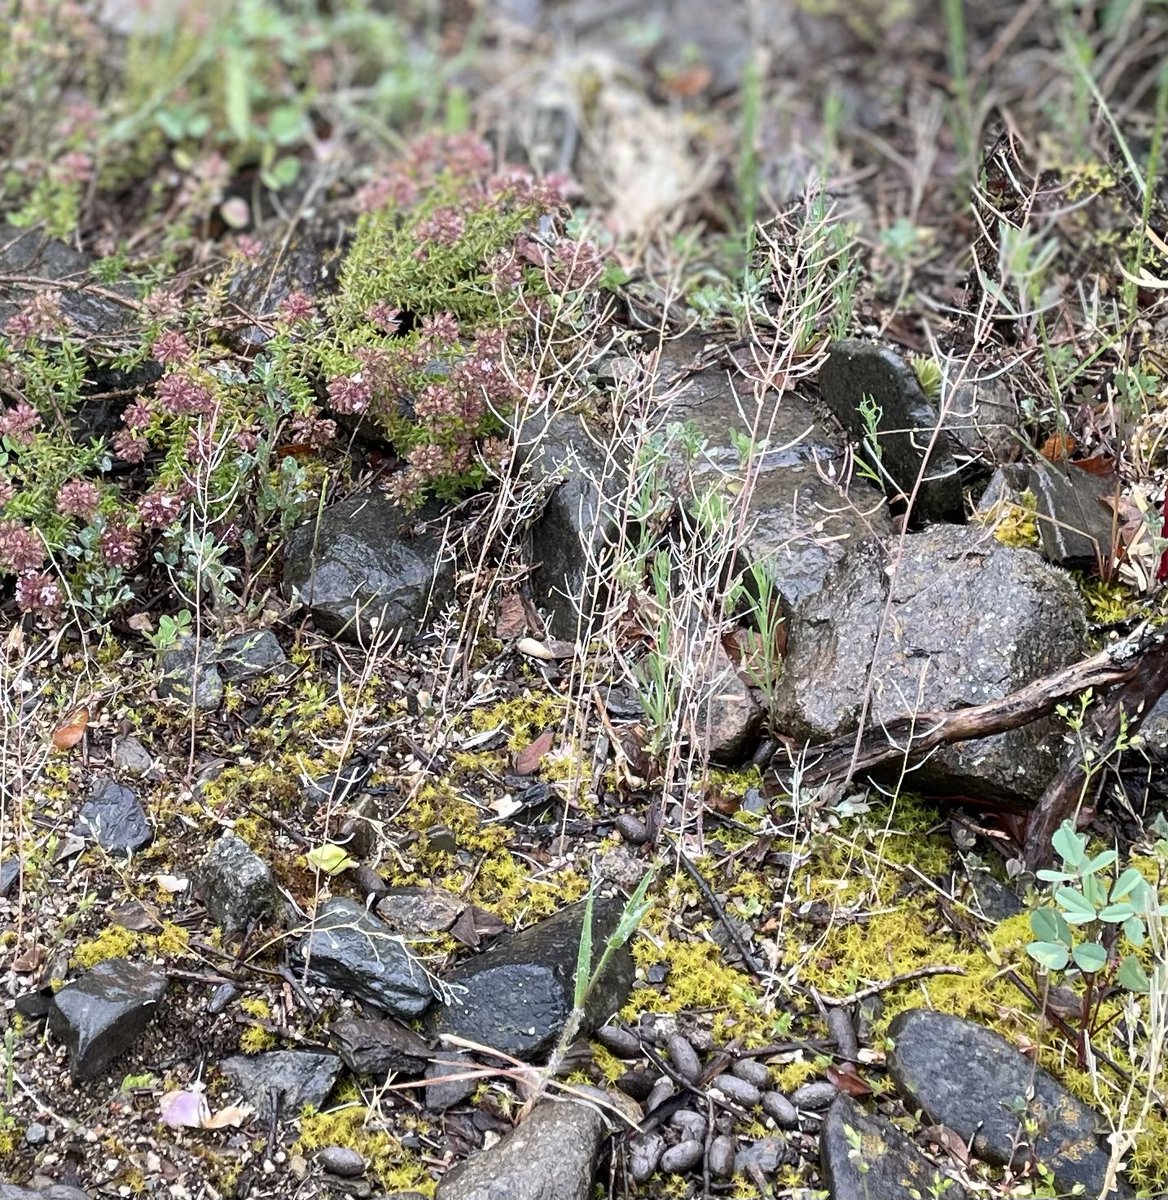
<box><xmin>195</xmin><ymin>834</ymin><xmax>281</xmax><ymax>936</ymax></box>
<box><xmin>219</xmin><ymin>1050</ymin><xmax>343</xmax><ymax>1124</ymax></box>
<box><xmin>888</xmin><ymin>1009</ymin><xmax>1132</xmax><ymax>1198</ymax></box>
<box><xmin>429</xmin><ymin>897</ymin><xmax>634</xmax><ymax>1061</ymax></box>
<box><xmin>71</xmin><ymin>777</ymin><xmax>152</xmax><ymax>853</ymax></box>
<box><xmin>300</xmin><ymin>897</ymin><xmax>435</xmax><ymax>1018</ymax></box>
<box><xmin>48</xmin><ymin>959</ymin><xmax>167</xmax><ymax>1080</ymax></box>
<box><xmin>821</xmin><ymin>1093</ymin><xmax>967</xmax><ymax>1200</ymax></box>
<box><xmin>329</xmin><ymin>1016</ymin><xmax>431</xmax><ymax>1077</ymax></box>
<box><xmin>435</xmin><ymin>1100</ymin><xmax>606</xmax><ymax>1200</ymax></box>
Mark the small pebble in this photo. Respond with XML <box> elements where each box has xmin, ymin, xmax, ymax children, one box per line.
<box><xmin>665</xmin><ymin>1032</ymin><xmax>701</xmax><ymax>1083</ymax></box>
<box><xmin>761</xmin><ymin>1091</ymin><xmax>799</xmax><ymax>1128</ymax></box>
<box><xmin>669</xmin><ymin>1109</ymin><xmax>707</xmax><ymax>1141</ymax></box>
<box><xmin>24</xmin><ymin>1122</ymin><xmax>47</xmax><ymax>1146</ymax></box>
<box><xmin>709</xmin><ymin>1134</ymin><xmax>737</xmax><ymax>1179</ymax></box>
<box><xmin>318</xmin><ymin>1145</ymin><xmax>365</xmax><ymax>1178</ymax></box>
<box><xmin>646</xmin><ymin>1078</ymin><xmax>675</xmax><ymax>1113</ymax></box>
<box><xmin>660</xmin><ymin>1139</ymin><xmax>704</xmax><ymax>1174</ymax></box>
<box><xmin>596</xmin><ymin>1024</ymin><xmax>641</xmax><ymax>1058</ymax></box>
<box><xmin>711</xmin><ymin>1073</ymin><xmax>761</xmax><ymax>1108</ymax></box>
<box><xmin>208</xmin><ymin>982</ymin><xmax>240</xmax><ymax>1015</ymax></box>
<box><xmin>629</xmin><ymin>1131</ymin><xmax>665</xmax><ymax>1183</ymax></box>
<box><xmin>791</xmin><ymin>1079</ymin><xmax>838</xmax><ymax>1110</ymax></box>
<box><xmin>731</xmin><ymin>1058</ymin><xmax>771</xmax><ymax>1089</ymax></box>
<box><xmin>614</xmin><ymin>813</ymin><xmax>648</xmax><ymax>844</ymax></box>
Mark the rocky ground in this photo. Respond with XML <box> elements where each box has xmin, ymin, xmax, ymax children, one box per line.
<box><xmin>3</xmin><ymin>2</ymin><xmax>1168</xmax><ymax>1199</ymax></box>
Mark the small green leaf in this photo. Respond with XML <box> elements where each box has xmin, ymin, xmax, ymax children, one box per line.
<box><xmin>306</xmin><ymin>843</ymin><xmax>357</xmax><ymax>876</ymax></box>
<box><xmin>1123</xmin><ymin>915</ymin><xmax>1147</xmax><ymax>947</ymax></box>
<box><xmin>574</xmin><ymin>888</ymin><xmax>596</xmax><ymax>1010</ymax></box>
<box><xmin>1117</xmin><ymin>955</ymin><xmax>1150</xmax><ymax>992</ymax></box>
<box><xmin>1054</xmin><ymin>886</ymin><xmax>1097</xmax><ymax>924</ymax></box>
<box><xmin>1030</xmin><ymin>908</ymin><xmax>1064</xmax><ymax>943</ymax></box>
<box><xmin>267</xmin><ymin>105</ymin><xmax>307</xmax><ymax>146</ymax></box>
<box><xmin>1036</xmin><ymin>869</ymin><xmax>1074</xmax><ymax>883</ymax></box>
<box><xmin>1083</xmin><ymin>849</ymin><xmax>1117</xmax><ymax>875</ymax></box>
<box><xmin>1110</xmin><ymin>868</ymin><xmax>1147</xmax><ymax>903</ymax></box>
<box><xmin>1027</xmin><ymin>942</ymin><xmax>1070</xmax><ymax>971</ymax></box>
<box><xmin>1052</xmin><ymin>821</ymin><xmax>1086</xmax><ymax>868</ymax></box>
<box><xmin>224</xmin><ymin>47</ymin><xmax>252</xmax><ymax>143</ymax></box>
<box><xmin>1098</xmin><ymin>902</ymin><xmax>1137</xmax><ymax>923</ymax></box>
<box><xmin>262</xmin><ymin>156</ymin><xmax>301</xmax><ymax>189</ymax></box>
<box><xmin>1071</xmin><ymin>942</ymin><xmax>1107</xmax><ymax>973</ymax></box>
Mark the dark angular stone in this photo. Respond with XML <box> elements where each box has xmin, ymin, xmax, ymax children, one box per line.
<box><xmin>429</xmin><ymin>897</ymin><xmax>635</xmax><ymax>1061</ymax></box>
<box><xmin>219</xmin><ymin>1049</ymin><xmax>343</xmax><ymax>1124</ymax></box>
<box><xmin>330</xmin><ymin>1016</ymin><xmax>431</xmax><ymax>1077</ymax></box>
<box><xmin>215</xmin><ymin>629</ymin><xmax>288</xmax><ymax>681</ymax></box>
<box><xmin>283</xmin><ymin>490</ymin><xmax>453</xmax><ymax>645</ymax></box>
<box><xmin>157</xmin><ymin>637</ymin><xmax>223</xmax><ymax>711</ymax></box>
<box><xmin>71</xmin><ymin>777</ymin><xmax>151</xmax><ymax>853</ymax></box>
<box><xmin>195</xmin><ymin>835</ymin><xmax>281</xmax><ymax>936</ymax></box>
<box><xmin>819</xmin><ymin>339</ymin><xmax>964</xmax><ymax>524</ymax></box>
<box><xmin>0</xmin><ymin>856</ymin><xmax>19</xmax><ymax>897</ymax></box>
<box><xmin>48</xmin><ymin>959</ymin><xmax>167</xmax><ymax>1079</ymax></box>
<box><xmin>300</xmin><ymin>897</ymin><xmax>434</xmax><ymax>1018</ymax></box>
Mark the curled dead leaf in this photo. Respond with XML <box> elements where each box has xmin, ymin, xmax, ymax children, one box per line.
<box><xmin>52</xmin><ymin>705</ymin><xmax>89</xmax><ymax>751</ymax></box>
<box><xmin>514</xmin><ymin>728</ymin><xmax>554</xmax><ymax>775</ymax></box>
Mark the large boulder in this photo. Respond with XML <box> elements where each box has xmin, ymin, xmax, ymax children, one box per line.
<box><xmin>772</xmin><ymin>525</ymin><xmax>1089</xmax><ymax>802</ymax></box>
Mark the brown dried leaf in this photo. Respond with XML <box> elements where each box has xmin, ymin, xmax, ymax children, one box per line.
<box><xmin>826</xmin><ymin>1063</ymin><xmax>872</xmax><ymax>1097</ymax></box>
<box><xmin>495</xmin><ymin>590</ymin><xmax>528</xmax><ymax>639</ymax></box>
<box><xmin>52</xmin><ymin>705</ymin><xmax>89</xmax><ymax>751</ymax></box>
<box><xmin>513</xmin><ymin>728</ymin><xmax>555</xmax><ymax>776</ymax></box>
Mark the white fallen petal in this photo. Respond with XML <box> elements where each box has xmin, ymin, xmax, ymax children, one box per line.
<box><xmin>516</xmin><ymin>637</ymin><xmax>555</xmax><ymax>661</ymax></box>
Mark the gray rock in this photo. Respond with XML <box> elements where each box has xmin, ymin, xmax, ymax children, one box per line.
<box><xmin>734</xmin><ymin>1136</ymin><xmax>791</xmax><ymax>1174</ymax></box>
<box><xmin>71</xmin><ymin>776</ymin><xmax>151</xmax><ymax>853</ymax></box>
<box><xmin>301</xmin><ymin>897</ymin><xmax>434</xmax><ymax>1018</ymax></box>
<box><xmin>693</xmin><ymin>636</ymin><xmax>761</xmax><ymax>761</ymax></box>
<box><xmin>424</xmin><ymin>1049</ymin><xmax>478</xmax><ymax>1111</ymax></box>
<box><xmin>195</xmin><ymin>835</ymin><xmax>280</xmax><ymax>936</ymax></box>
<box><xmin>429</xmin><ymin>898</ymin><xmax>635</xmax><ymax>1061</ymax></box>
<box><xmin>113</xmin><ymin>736</ymin><xmax>156</xmax><ymax>777</ymax></box>
<box><xmin>0</xmin><ymin>857</ymin><xmax>19</xmax><ymax>898</ymax></box>
<box><xmin>23</xmin><ymin>1122</ymin><xmax>48</xmax><ymax>1145</ymax></box>
<box><xmin>669</xmin><ymin>1110</ymin><xmax>708</xmax><ymax>1141</ymax></box>
<box><xmin>887</xmin><ymin>1009</ymin><xmax>1132</xmax><ymax>1198</ymax></box>
<box><xmin>318</xmin><ymin>1145</ymin><xmax>366</xmax><ymax>1178</ymax></box>
<box><xmin>772</xmin><ymin>525</ymin><xmax>1089</xmax><ymax>803</ymax></box>
<box><xmin>819</xmin><ymin>339</ymin><xmax>964</xmax><ymax>524</ymax></box>
<box><xmin>376</xmin><ymin>887</ymin><xmax>466</xmax><ymax>935</ymax></box>
<box><xmin>821</xmin><ymin>1093</ymin><xmax>967</xmax><ymax>1200</ymax></box>
<box><xmin>0</xmin><ymin>222</ymin><xmax>134</xmax><ymax>338</ymax></box>
<box><xmin>791</xmin><ymin>1080</ymin><xmax>838</xmax><ymax>1110</ymax></box>
<box><xmin>220</xmin><ymin>1050</ymin><xmax>343</xmax><ymax>1124</ymax></box>
<box><xmin>731</xmin><ymin>1058</ymin><xmax>771</xmax><ymax>1089</ymax></box>
<box><xmin>435</xmin><ymin>1100</ymin><xmax>605</xmax><ymax>1200</ymax></box>
<box><xmin>48</xmin><ymin>959</ymin><xmax>167</xmax><ymax>1079</ymax></box>
<box><xmin>216</xmin><ymin>629</ymin><xmax>288</xmax><ymax>681</ymax></box>
<box><xmin>1028</xmin><ymin>460</ymin><xmax>1116</xmax><ymax>569</ymax></box>
<box><xmin>595</xmin><ymin>1024</ymin><xmax>640</xmax><ymax>1058</ymax></box>
<box><xmin>283</xmin><ymin>490</ymin><xmax>452</xmax><ymax>645</ymax></box>
<box><xmin>330</xmin><ymin>1017</ymin><xmax>431</xmax><ymax>1077</ymax></box>
<box><xmin>665</xmin><ymin>347</ymin><xmax>892</xmax><ymax>615</ymax></box>
<box><xmin>661</xmin><ymin>1139</ymin><xmax>703</xmax><ymax>1174</ymax></box>
<box><xmin>762</xmin><ymin>1091</ymin><xmax>799</xmax><ymax>1128</ymax></box>
<box><xmin>157</xmin><ymin>637</ymin><xmax>223</xmax><ymax>711</ymax></box>
<box><xmin>521</xmin><ymin>411</ymin><xmax>623</xmax><ymax>640</ymax></box>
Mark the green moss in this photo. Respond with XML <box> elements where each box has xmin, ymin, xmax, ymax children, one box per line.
<box><xmin>296</xmin><ymin>1103</ymin><xmax>436</xmax><ymax>1196</ymax></box>
<box><xmin>976</xmin><ymin>489</ymin><xmax>1039</xmax><ymax>549</ymax></box>
<box><xmin>71</xmin><ymin>925</ymin><xmax>141</xmax><ymax>968</ymax></box>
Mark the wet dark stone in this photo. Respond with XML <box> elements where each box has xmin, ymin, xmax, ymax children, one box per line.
<box><xmin>428</xmin><ymin>897</ymin><xmax>635</xmax><ymax>1061</ymax></box>
<box><xmin>14</xmin><ymin>988</ymin><xmax>54</xmax><ymax>1020</ymax></box>
<box><xmin>616</xmin><ymin>1070</ymin><xmax>655</xmax><ymax>1101</ymax></box>
<box><xmin>208</xmin><ymin>983</ymin><xmax>240</xmax><ymax>1015</ymax></box>
<box><xmin>712</xmin><ymin>1073</ymin><xmax>761</xmax><ymax>1108</ymax></box>
<box><xmin>435</xmin><ymin>1100</ymin><xmax>605</xmax><ymax>1200</ymax></box>
<box><xmin>1027</xmin><ymin>460</ymin><xmax>1116</xmax><ymax>569</ymax></box>
<box><xmin>629</xmin><ymin>1129</ymin><xmax>665</xmax><ymax>1182</ymax></box>
<box><xmin>195</xmin><ymin>835</ymin><xmax>281</xmax><ymax>936</ymax></box>
<box><xmin>772</xmin><ymin>525</ymin><xmax>1089</xmax><ymax>803</ymax></box>
<box><xmin>376</xmin><ymin>887</ymin><xmax>465</xmax><ymax>935</ymax></box>
<box><xmin>330</xmin><ymin>1017</ymin><xmax>431</xmax><ymax>1077</ymax></box>
<box><xmin>318</xmin><ymin>1145</ymin><xmax>366</xmax><ymax>1178</ymax></box>
<box><xmin>215</xmin><ymin>629</ymin><xmax>288</xmax><ymax>681</ymax></box>
<box><xmin>821</xmin><ymin>1093</ymin><xmax>967</xmax><ymax>1200</ymax></box>
<box><xmin>300</xmin><ymin>897</ymin><xmax>434</xmax><ymax>1018</ymax></box>
<box><xmin>157</xmin><ymin>637</ymin><xmax>223</xmax><ymax>711</ymax></box>
<box><xmin>283</xmin><ymin>490</ymin><xmax>453</xmax><ymax>645</ymax></box>
<box><xmin>888</xmin><ymin>1009</ymin><xmax>1132</xmax><ymax>1199</ymax></box>
<box><xmin>819</xmin><ymin>339</ymin><xmax>964</xmax><ymax>524</ymax></box>
<box><xmin>669</xmin><ymin>1110</ymin><xmax>708</xmax><ymax>1141</ymax></box>
<box><xmin>791</xmin><ymin>1080</ymin><xmax>838</xmax><ymax>1110</ymax></box>
<box><xmin>424</xmin><ymin>1049</ymin><xmax>478</xmax><ymax>1111</ymax></box>
<box><xmin>734</xmin><ymin>1136</ymin><xmax>792</xmax><ymax>1174</ymax></box>
<box><xmin>761</xmin><ymin>1091</ymin><xmax>798</xmax><ymax>1128</ymax></box>
<box><xmin>826</xmin><ymin>1007</ymin><xmax>859</xmax><ymax>1061</ymax></box>
<box><xmin>596</xmin><ymin>1023</ymin><xmax>641</xmax><ymax>1058</ymax></box>
<box><xmin>709</xmin><ymin>1134</ymin><xmax>737</xmax><ymax>1179</ymax></box>
<box><xmin>48</xmin><ymin>959</ymin><xmax>167</xmax><ymax>1079</ymax></box>
<box><xmin>71</xmin><ymin>776</ymin><xmax>151</xmax><ymax>853</ymax></box>
<box><xmin>731</xmin><ymin>1058</ymin><xmax>771</xmax><ymax>1089</ymax></box>
<box><xmin>219</xmin><ymin>1050</ymin><xmax>343</xmax><ymax>1124</ymax></box>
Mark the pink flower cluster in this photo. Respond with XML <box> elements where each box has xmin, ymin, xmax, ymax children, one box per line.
<box><xmin>4</xmin><ymin>290</ymin><xmax>63</xmax><ymax>342</ymax></box>
<box><xmin>0</xmin><ymin>520</ymin><xmax>44</xmax><ymax>573</ymax></box>
<box><xmin>326</xmin><ymin>374</ymin><xmax>372</xmax><ymax>415</ymax></box>
<box><xmin>0</xmin><ymin>402</ymin><xmax>42</xmax><ymax>445</ymax></box>
<box><xmin>155</xmin><ymin>373</ymin><xmax>213</xmax><ymax>417</ymax></box>
<box><xmin>57</xmin><ymin>479</ymin><xmax>101</xmax><ymax>519</ymax></box>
